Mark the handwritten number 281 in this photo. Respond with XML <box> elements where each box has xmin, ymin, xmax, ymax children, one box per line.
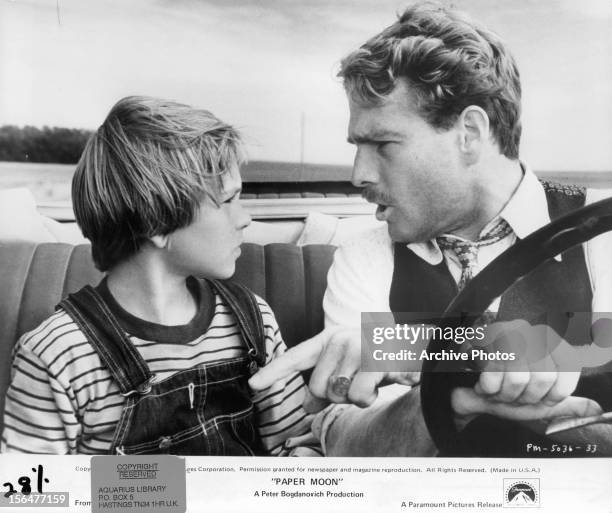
<box><xmin>2</xmin><ymin>465</ymin><xmax>48</xmax><ymax>497</ymax></box>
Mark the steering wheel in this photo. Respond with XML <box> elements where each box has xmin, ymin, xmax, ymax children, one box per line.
<box><xmin>419</xmin><ymin>196</ymin><xmax>612</xmax><ymax>456</ymax></box>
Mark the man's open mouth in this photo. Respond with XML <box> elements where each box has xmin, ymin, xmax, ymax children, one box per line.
<box><xmin>362</xmin><ymin>189</ymin><xmax>392</xmax><ymax>221</ymax></box>
<box><xmin>375</xmin><ymin>203</ymin><xmax>390</xmax><ymax>221</ymax></box>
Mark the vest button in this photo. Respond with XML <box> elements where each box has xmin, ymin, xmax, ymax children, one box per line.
<box><xmin>158</xmin><ymin>436</ymin><xmax>172</xmax><ymax>450</ymax></box>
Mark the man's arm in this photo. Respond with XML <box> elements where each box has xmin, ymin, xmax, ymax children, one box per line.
<box><xmin>253</xmin><ymin>231</ymin><xmax>429</xmax><ymax>455</ymax></box>
<box><xmin>323</xmin><ymin>226</ymin><xmax>393</xmax><ymax>328</ymax></box>
<box><xmin>250</xmin><ymin>327</ymin><xmax>424</xmax><ymax>455</ymax></box>
<box><xmin>250</xmin><ymin>322</ymin><xmax>608</xmax><ymax>455</ymax></box>
<box><xmin>321</xmin><ymin>386</ymin><xmax>437</xmax><ymax>456</ymax></box>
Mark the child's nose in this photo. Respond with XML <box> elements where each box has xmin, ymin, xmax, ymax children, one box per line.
<box><xmin>236</xmin><ymin>202</ymin><xmax>251</xmax><ymax>230</ymax></box>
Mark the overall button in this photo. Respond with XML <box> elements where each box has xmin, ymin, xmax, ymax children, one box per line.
<box><xmin>136</xmin><ymin>376</ymin><xmax>155</xmax><ymax>395</ymax></box>
<box><xmin>137</xmin><ymin>382</ymin><xmax>152</xmax><ymax>394</ymax></box>
<box><xmin>158</xmin><ymin>436</ymin><xmax>172</xmax><ymax>450</ymax></box>
<box><xmin>248</xmin><ymin>361</ymin><xmax>259</xmax><ymax>375</ymax></box>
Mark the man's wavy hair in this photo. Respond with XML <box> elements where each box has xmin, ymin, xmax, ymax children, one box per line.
<box><xmin>72</xmin><ymin>96</ymin><xmax>244</xmax><ymax>271</ymax></box>
<box><xmin>338</xmin><ymin>2</ymin><xmax>522</xmax><ymax>159</ymax></box>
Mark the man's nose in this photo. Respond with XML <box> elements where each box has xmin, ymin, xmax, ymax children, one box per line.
<box><xmin>351</xmin><ymin>147</ymin><xmax>379</xmax><ymax>188</ymax></box>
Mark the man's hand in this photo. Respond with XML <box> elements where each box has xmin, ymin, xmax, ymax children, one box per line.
<box><xmin>451</xmin><ymin>389</ymin><xmax>602</xmax><ymax>423</ymax></box>
<box><xmin>249</xmin><ymin>327</ymin><xmax>420</xmax><ymax>411</ymax></box>
<box><xmin>451</xmin><ymin>319</ymin><xmax>602</xmax><ymax>425</ymax></box>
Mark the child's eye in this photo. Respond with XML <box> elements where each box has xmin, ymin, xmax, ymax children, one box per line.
<box><xmin>224</xmin><ymin>193</ymin><xmax>240</xmax><ymax>204</ymax></box>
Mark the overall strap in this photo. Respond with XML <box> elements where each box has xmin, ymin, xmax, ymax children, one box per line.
<box><xmin>57</xmin><ymin>286</ymin><xmax>154</xmax><ymax>396</ymax></box>
<box><xmin>211</xmin><ymin>279</ymin><xmax>267</xmax><ymax>370</ymax></box>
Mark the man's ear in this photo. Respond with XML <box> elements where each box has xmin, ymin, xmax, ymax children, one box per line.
<box><xmin>457</xmin><ymin>105</ymin><xmax>490</xmax><ymax>164</ymax></box>
<box><xmin>150</xmin><ymin>234</ymin><xmax>170</xmax><ymax>250</ymax></box>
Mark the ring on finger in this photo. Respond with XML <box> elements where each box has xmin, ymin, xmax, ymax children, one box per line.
<box><xmin>330</xmin><ymin>375</ymin><xmax>352</xmax><ymax>397</ymax></box>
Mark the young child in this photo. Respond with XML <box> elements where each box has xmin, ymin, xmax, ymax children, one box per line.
<box><xmin>1</xmin><ymin>96</ymin><xmax>316</xmax><ymax>455</ymax></box>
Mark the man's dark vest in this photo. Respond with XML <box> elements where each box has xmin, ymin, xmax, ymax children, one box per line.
<box><xmin>389</xmin><ymin>182</ymin><xmax>611</xmax><ymax>456</ymax></box>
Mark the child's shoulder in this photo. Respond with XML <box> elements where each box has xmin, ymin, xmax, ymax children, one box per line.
<box><xmin>17</xmin><ymin>309</ymin><xmax>90</xmax><ymax>366</ymax></box>
<box><xmin>208</xmin><ymin>280</ymin><xmax>276</xmax><ymax>326</ymax></box>
<box><xmin>251</xmin><ymin>293</ymin><xmax>274</xmax><ymax>318</ymax></box>
<box><xmin>210</xmin><ymin>288</ymin><xmax>281</xmax><ymax>354</ymax></box>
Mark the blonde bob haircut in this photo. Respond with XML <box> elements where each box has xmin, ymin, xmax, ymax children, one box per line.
<box><xmin>72</xmin><ymin>96</ymin><xmax>244</xmax><ymax>271</ymax></box>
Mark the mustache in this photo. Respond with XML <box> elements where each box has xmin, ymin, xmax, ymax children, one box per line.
<box><xmin>362</xmin><ymin>187</ymin><xmax>393</xmax><ymax>205</ymax></box>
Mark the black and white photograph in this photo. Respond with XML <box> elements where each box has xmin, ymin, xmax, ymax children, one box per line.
<box><xmin>0</xmin><ymin>0</ymin><xmax>611</xmax><ymax>511</ymax></box>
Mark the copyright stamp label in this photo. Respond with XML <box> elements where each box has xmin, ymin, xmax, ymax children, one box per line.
<box><xmin>91</xmin><ymin>456</ymin><xmax>186</xmax><ymax>513</ymax></box>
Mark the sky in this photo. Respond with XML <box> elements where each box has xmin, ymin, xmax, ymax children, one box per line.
<box><xmin>1</xmin><ymin>0</ymin><xmax>611</xmax><ymax>170</ymax></box>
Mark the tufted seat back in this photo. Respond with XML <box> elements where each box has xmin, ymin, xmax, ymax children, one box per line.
<box><xmin>0</xmin><ymin>241</ymin><xmax>336</xmax><ymax>437</ymax></box>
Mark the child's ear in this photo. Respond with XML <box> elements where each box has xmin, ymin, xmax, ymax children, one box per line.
<box><xmin>150</xmin><ymin>234</ymin><xmax>170</xmax><ymax>250</ymax></box>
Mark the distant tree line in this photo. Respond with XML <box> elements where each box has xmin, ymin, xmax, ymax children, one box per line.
<box><xmin>0</xmin><ymin>125</ymin><xmax>93</xmax><ymax>163</ymax></box>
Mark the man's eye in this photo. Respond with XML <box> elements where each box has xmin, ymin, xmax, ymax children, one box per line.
<box><xmin>376</xmin><ymin>142</ymin><xmax>391</xmax><ymax>153</ymax></box>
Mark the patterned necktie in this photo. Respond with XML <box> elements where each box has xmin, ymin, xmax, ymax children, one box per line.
<box><xmin>436</xmin><ymin>218</ymin><xmax>514</xmax><ymax>291</ymax></box>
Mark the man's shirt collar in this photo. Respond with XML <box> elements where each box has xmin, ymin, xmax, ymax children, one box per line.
<box><xmin>498</xmin><ymin>164</ymin><xmax>551</xmax><ymax>239</ymax></box>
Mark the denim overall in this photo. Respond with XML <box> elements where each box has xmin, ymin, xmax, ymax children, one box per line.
<box><xmin>57</xmin><ymin>279</ymin><xmax>267</xmax><ymax>456</ymax></box>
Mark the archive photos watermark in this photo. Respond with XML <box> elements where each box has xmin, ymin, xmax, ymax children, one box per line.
<box><xmin>361</xmin><ymin>312</ymin><xmax>612</xmax><ymax>373</ymax></box>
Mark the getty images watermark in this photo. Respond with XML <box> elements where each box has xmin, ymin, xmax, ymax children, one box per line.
<box><xmin>361</xmin><ymin>312</ymin><xmax>612</xmax><ymax>373</ymax></box>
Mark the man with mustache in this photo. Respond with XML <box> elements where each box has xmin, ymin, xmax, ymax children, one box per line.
<box><xmin>251</xmin><ymin>2</ymin><xmax>612</xmax><ymax>455</ymax></box>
